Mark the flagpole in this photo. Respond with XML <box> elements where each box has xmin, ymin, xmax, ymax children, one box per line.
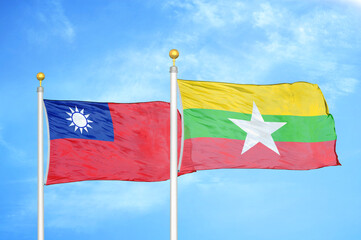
<box><xmin>169</xmin><ymin>49</ymin><xmax>179</xmax><ymax>240</ymax></box>
<box><xmin>37</xmin><ymin>72</ymin><xmax>45</xmax><ymax>240</ymax></box>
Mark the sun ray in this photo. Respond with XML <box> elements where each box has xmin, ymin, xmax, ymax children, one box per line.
<box><xmin>66</xmin><ymin>105</ymin><xmax>93</xmax><ymax>134</ymax></box>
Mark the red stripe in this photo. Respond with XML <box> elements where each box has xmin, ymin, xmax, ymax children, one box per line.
<box><xmin>181</xmin><ymin>138</ymin><xmax>340</xmax><ymax>171</ymax></box>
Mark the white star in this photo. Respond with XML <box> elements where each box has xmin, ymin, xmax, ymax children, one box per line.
<box><xmin>229</xmin><ymin>102</ymin><xmax>287</xmax><ymax>155</ymax></box>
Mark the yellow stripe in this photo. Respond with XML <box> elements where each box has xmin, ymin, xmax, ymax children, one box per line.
<box><xmin>178</xmin><ymin>79</ymin><xmax>329</xmax><ymax>116</ymax></box>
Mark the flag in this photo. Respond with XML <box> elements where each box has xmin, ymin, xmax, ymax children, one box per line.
<box><xmin>177</xmin><ymin>79</ymin><xmax>340</xmax><ymax>171</ymax></box>
<box><xmin>44</xmin><ymin>100</ymin><xmax>195</xmax><ymax>185</ymax></box>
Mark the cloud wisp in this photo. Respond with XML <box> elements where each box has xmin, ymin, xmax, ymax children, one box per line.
<box><xmin>28</xmin><ymin>0</ymin><xmax>75</xmax><ymax>43</ymax></box>
<box><xmin>44</xmin><ymin>181</ymin><xmax>168</xmax><ymax>229</ymax></box>
<box><xmin>163</xmin><ymin>1</ymin><xmax>360</xmax><ymax>102</ymax></box>
<box><xmin>0</xmin><ymin>127</ymin><xmax>26</xmax><ymax>161</ymax></box>
<box><xmin>56</xmin><ymin>0</ymin><xmax>360</xmax><ymax>106</ymax></box>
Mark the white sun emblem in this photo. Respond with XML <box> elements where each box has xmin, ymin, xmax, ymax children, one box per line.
<box><xmin>66</xmin><ymin>106</ymin><xmax>93</xmax><ymax>134</ymax></box>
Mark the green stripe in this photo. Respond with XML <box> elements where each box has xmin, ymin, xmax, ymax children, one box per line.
<box><xmin>183</xmin><ymin>109</ymin><xmax>336</xmax><ymax>142</ymax></box>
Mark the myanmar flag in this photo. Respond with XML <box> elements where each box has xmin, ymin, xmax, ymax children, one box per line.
<box><xmin>178</xmin><ymin>80</ymin><xmax>340</xmax><ymax>171</ymax></box>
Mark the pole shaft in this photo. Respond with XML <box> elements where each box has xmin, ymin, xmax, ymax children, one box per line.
<box><xmin>170</xmin><ymin>65</ymin><xmax>178</xmax><ymax>240</ymax></box>
<box><xmin>37</xmin><ymin>86</ymin><xmax>44</xmax><ymax>240</ymax></box>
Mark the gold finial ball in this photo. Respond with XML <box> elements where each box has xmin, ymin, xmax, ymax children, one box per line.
<box><xmin>169</xmin><ymin>49</ymin><xmax>179</xmax><ymax>60</ymax></box>
<box><xmin>36</xmin><ymin>72</ymin><xmax>45</xmax><ymax>81</ymax></box>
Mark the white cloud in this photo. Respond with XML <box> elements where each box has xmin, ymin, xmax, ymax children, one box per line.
<box><xmin>0</xmin><ymin>127</ymin><xmax>26</xmax><ymax>161</ymax></box>
<box><xmin>90</xmin><ymin>48</ymin><xmax>172</xmax><ymax>103</ymax></box>
<box><xmin>4</xmin><ymin>178</ymin><xmax>171</xmax><ymax>231</ymax></box>
<box><xmin>44</xmin><ymin>181</ymin><xmax>168</xmax><ymax>229</ymax></box>
<box><xmin>248</xmin><ymin>3</ymin><xmax>361</xmax><ymax>101</ymax></box>
<box><xmin>29</xmin><ymin>0</ymin><xmax>75</xmax><ymax>43</ymax></box>
<box><xmin>333</xmin><ymin>0</ymin><xmax>361</xmax><ymax>7</ymax></box>
<box><xmin>165</xmin><ymin>0</ymin><xmax>246</xmax><ymax>28</ymax></box>
<box><xmin>42</xmin><ymin>45</ymin><xmax>175</xmax><ymax>103</ymax></box>
<box><xmin>71</xmin><ymin>1</ymin><xmax>359</xmax><ymax>107</ymax></box>
<box><xmin>253</xmin><ymin>2</ymin><xmax>284</xmax><ymax>28</ymax></box>
<box><xmin>338</xmin><ymin>78</ymin><xmax>359</xmax><ymax>93</ymax></box>
<box><xmin>179</xmin><ymin>49</ymin><xmax>267</xmax><ymax>84</ymax></box>
<box><xmin>179</xmin><ymin>171</ymin><xmax>294</xmax><ymax>221</ymax></box>
<box><xmin>320</xmin><ymin>77</ymin><xmax>359</xmax><ymax>107</ymax></box>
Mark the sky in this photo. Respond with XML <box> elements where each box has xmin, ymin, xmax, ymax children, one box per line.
<box><xmin>1</xmin><ymin>0</ymin><xmax>361</xmax><ymax>239</ymax></box>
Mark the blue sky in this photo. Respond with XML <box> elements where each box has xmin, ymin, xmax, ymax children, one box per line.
<box><xmin>1</xmin><ymin>0</ymin><xmax>361</xmax><ymax>239</ymax></box>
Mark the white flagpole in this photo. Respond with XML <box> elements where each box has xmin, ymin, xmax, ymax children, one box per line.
<box><xmin>169</xmin><ymin>49</ymin><xmax>179</xmax><ymax>240</ymax></box>
<box><xmin>37</xmin><ymin>72</ymin><xmax>45</xmax><ymax>240</ymax></box>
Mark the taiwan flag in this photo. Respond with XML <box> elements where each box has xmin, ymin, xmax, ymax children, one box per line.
<box><xmin>44</xmin><ymin>100</ymin><xmax>195</xmax><ymax>185</ymax></box>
